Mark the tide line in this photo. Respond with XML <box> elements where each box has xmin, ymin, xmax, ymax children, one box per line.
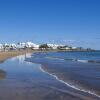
<box><xmin>39</xmin><ymin>66</ymin><xmax>100</xmax><ymax>99</ymax></box>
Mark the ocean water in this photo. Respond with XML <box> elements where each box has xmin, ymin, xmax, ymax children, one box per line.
<box><xmin>26</xmin><ymin>51</ymin><xmax>100</xmax><ymax>99</ymax></box>
<box><xmin>31</xmin><ymin>51</ymin><xmax>100</xmax><ymax>63</ymax></box>
<box><xmin>0</xmin><ymin>52</ymin><xmax>100</xmax><ymax>100</ymax></box>
<box><xmin>0</xmin><ymin>54</ymin><xmax>90</xmax><ymax>100</ymax></box>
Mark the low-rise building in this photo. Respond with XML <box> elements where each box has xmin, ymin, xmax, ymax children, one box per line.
<box><xmin>0</xmin><ymin>44</ymin><xmax>4</xmax><ymax>51</ymax></box>
<box><xmin>17</xmin><ymin>42</ymin><xmax>26</xmax><ymax>49</ymax></box>
<box><xmin>47</xmin><ymin>44</ymin><xmax>59</xmax><ymax>49</ymax></box>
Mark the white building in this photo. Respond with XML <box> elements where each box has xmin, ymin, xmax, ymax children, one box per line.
<box><xmin>9</xmin><ymin>43</ymin><xmax>17</xmax><ymax>49</ymax></box>
<box><xmin>17</xmin><ymin>42</ymin><xmax>26</xmax><ymax>49</ymax></box>
<box><xmin>26</xmin><ymin>42</ymin><xmax>39</xmax><ymax>49</ymax></box>
<box><xmin>47</xmin><ymin>44</ymin><xmax>59</xmax><ymax>49</ymax></box>
<box><xmin>72</xmin><ymin>47</ymin><xmax>77</xmax><ymax>50</ymax></box>
<box><xmin>16</xmin><ymin>42</ymin><xmax>39</xmax><ymax>50</ymax></box>
<box><xmin>65</xmin><ymin>47</ymin><xmax>71</xmax><ymax>50</ymax></box>
<box><xmin>4</xmin><ymin>43</ymin><xmax>9</xmax><ymax>47</ymax></box>
<box><xmin>26</xmin><ymin>42</ymin><xmax>34</xmax><ymax>48</ymax></box>
<box><xmin>0</xmin><ymin>44</ymin><xmax>4</xmax><ymax>51</ymax></box>
<box><xmin>32</xmin><ymin>44</ymin><xmax>39</xmax><ymax>50</ymax></box>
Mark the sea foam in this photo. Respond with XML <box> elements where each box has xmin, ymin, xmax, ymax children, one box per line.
<box><xmin>39</xmin><ymin>66</ymin><xmax>100</xmax><ymax>99</ymax></box>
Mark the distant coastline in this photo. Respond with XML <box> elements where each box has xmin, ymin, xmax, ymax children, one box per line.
<box><xmin>0</xmin><ymin>48</ymin><xmax>96</xmax><ymax>63</ymax></box>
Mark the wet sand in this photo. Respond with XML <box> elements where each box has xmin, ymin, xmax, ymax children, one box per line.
<box><xmin>0</xmin><ymin>51</ymin><xmax>100</xmax><ymax>100</ymax></box>
<box><xmin>0</xmin><ymin>54</ymin><xmax>84</xmax><ymax>100</ymax></box>
<box><xmin>0</xmin><ymin>50</ymin><xmax>34</xmax><ymax>62</ymax></box>
<box><xmin>0</xmin><ymin>51</ymin><xmax>31</xmax><ymax>80</ymax></box>
<box><xmin>0</xmin><ymin>84</ymin><xmax>83</xmax><ymax>100</ymax></box>
<box><xmin>0</xmin><ymin>50</ymin><xmax>63</xmax><ymax>62</ymax></box>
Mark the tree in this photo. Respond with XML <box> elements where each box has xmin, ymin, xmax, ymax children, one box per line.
<box><xmin>39</xmin><ymin>44</ymin><xmax>49</xmax><ymax>50</ymax></box>
<box><xmin>57</xmin><ymin>46</ymin><xmax>66</xmax><ymax>50</ymax></box>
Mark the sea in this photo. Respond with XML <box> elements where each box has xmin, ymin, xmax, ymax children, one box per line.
<box><xmin>26</xmin><ymin>51</ymin><xmax>100</xmax><ymax>100</ymax></box>
<box><xmin>0</xmin><ymin>51</ymin><xmax>100</xmax><ymax>100</ymax></box>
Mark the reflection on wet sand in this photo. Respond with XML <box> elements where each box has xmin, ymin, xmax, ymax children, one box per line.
<box><xmin>0</xmin><ymin>55</ymin><xmax>84</xmax><ymax>100</ymax></box>
<box><xmin>0</xmin><ymin>69</ymin><xmax>6</xmax><ymax>80</ymax></box>
<box><xmin>10</xmin><ymin>53</ymin><xmax>32</xmax><ymax>63</ymax></box>
<box><xmin>0</xmin><ymin>54</ymin><xmax>99</xmax><ymax>100</ymax></box>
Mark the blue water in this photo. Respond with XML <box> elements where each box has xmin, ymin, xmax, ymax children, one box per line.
<box><xmin>0</xmin><ymin>52</ymin><xmax>100</xmax><ymax>100</ymax></box>
<box><xmin>1</xmin><ymin>55</ymin><xmax>81</xmax><ymax>100</ymax></box>
<box><xmin>32</xmin><ymin>51</ymin><xmax>100</xmax><ymax>63</ymax></box>
<box><xmin>26</xmin><ymin>51</ymin><xmax>100</xmax><ymax>99</ymax></box>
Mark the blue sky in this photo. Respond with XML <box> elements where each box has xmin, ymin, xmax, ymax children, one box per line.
<box><xmin>0</xmin><ymin>0</ymin><xmax>100</xmax><ymax>49</ymax></box>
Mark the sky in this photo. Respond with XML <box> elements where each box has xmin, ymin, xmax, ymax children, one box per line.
<box><xmin>0</xmin><ymin>0</ymin><xmax>100</xmax><ymax>49</ymax></box>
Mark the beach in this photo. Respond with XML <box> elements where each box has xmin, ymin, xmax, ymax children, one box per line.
<box><xmin>0</xmin><ymin>51</ymin><xmax>100</xmax><ymax>100</ymax></box>
<box><xmin>0</xmin><ymin>50</ymin><xmax>65</xmax><ymax>62</ymax></box>
<box><xmin>0</xmin><ymin>50</ymin><xmax>34</xmax><ymax>80</ymax></box>
<box><xmin>0</xmin><ymin>51</ymin><xmax>29</xmax><ymax>62</ymax></box>
<box><xmin>0</xmin><ymin>52</ymin><xmax>83</xmax><ymax>100</ymax></box>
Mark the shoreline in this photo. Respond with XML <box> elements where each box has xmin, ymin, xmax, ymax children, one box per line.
<box><xmin>39</xmin><ymin>65</ymin><xmax>100</xmax><ymax>99</ymax></box>
<box><xmin>0</xmin><ymin>50</ymin><xmax>35</xmax><ymax>80</ymax></box>
<box><xmin>0</xmin><ymin>52</ymin><xmax>84</xmax><ymax>100</ymax></box>
<box><xmin>0</xmin><ymin>50</ymin><xmax>100</xmax><ymax>100</ymax></box>
<box><xmin>0</xmin><ymin>51</ymin><xmax>26</xmax><ymax>63</ymax></box>
<box><xmin>0</xmin><ymin>49</ymin><xmax>97</xmax><ymax>63</ymax></box>
<box><xmin>0</xmin><ymin>50</ymin><xmax>37</xmax><ymax>63</ymax></box>
<box><xmin>0</xmin><ymin>49</ymin><xmax>95</xmax><ymax>63</ymax></box>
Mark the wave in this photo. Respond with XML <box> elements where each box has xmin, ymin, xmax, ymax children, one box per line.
<box><xmin>45</xmin><ymin>56</ymin><xmax>100</xmax><ymax>64</ymax></box>
<box><xmin>46</xmin><ymin>56</ymin><xmax>76</xmax><ymax>61</ymax></box>
<box><xmin>77</xmin><ymin>59</ymin><xmax>100</xmax><ymax>64</ymax></box>
<box><xmin>39</xmin><ymin>66</ymin><xmax>100</xmax><ymax>99</ymax></box>
<box><xmin>45</xmin><ymin>57</ymin><xmax>65</xmax><ymax>61</ymax></box>
<box><xmin>77</xmin><ymin>60</ymin><xmax>88</xmax><ymax>63</ymax></box>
